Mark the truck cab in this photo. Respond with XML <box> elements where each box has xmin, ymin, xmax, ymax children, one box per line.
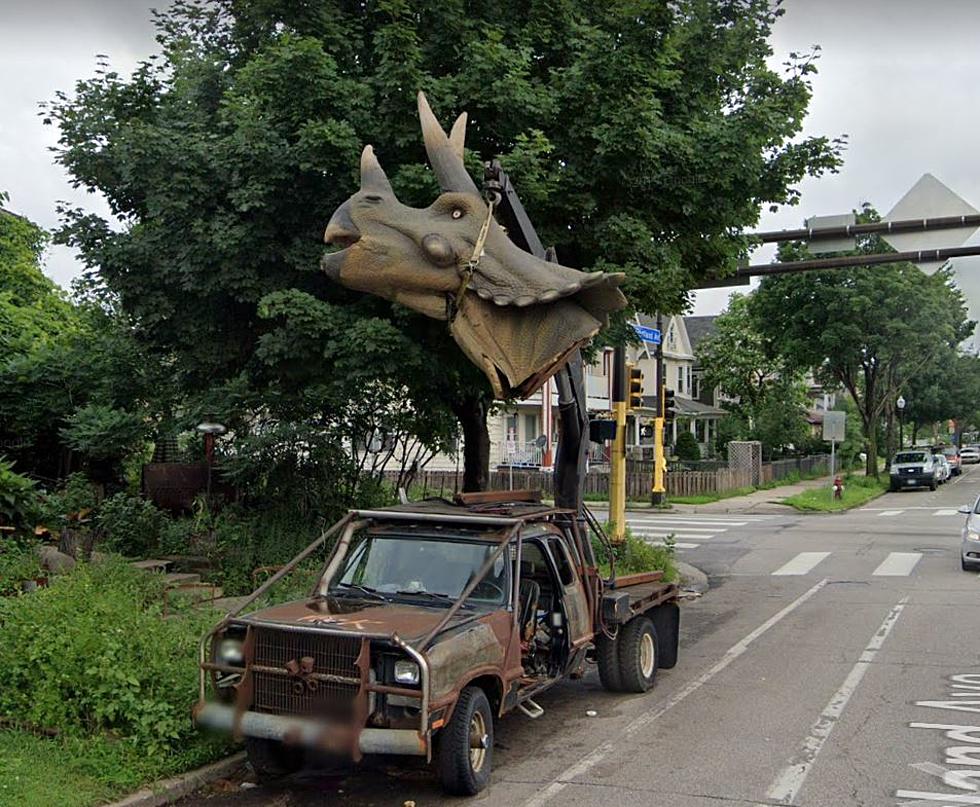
<box><xmin>195</xmin><ymin>496</ymin><xmax>680</xmax><ymax>795</ymax></box>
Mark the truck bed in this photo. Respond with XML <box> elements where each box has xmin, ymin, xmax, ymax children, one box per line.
<box><xmin>606</xmin><ymin>570</ymin><xmax>678</xmax><ymax>617</ymax></box>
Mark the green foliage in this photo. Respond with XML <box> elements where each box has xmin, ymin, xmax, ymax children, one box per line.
<box><xmin>39</xmin><ymin>473</ymin><xmax>101</xmax><ymax>526</ymax></box>
<box><xmin>47</xmin><ymin>0</ymin><xmax>841</xmax><ymax>486</ymax></box>
<box><xmin>97</xmin><ymin>493</ymin><xmax>167</xmax><ymax>556</ymax></box>
<box><xmin>60</xmin><ymin>404</ymin><xmax>148</xmax><ymax>463</ymax></box>
<box><xmin>0</xmin><ymin>543</ymin><xmax>44</xmax><ymax>596</ymax></box>
<box><xmin>0</xmin><ymin>558</ymin><xmax>227</xmax><ymax>756</ymax></box>
<box><xmin>0</xmin><ymin>456</ymin><xmax>39</xmax><ymax>529</ymax></box>
<box><xmin>753</xmin><ymin>206</ymin><xmax>973</xmax><ymax>475</ymax></box>
<box><xmin>674</xmin><ymin>430</ymin><xmax>702</xmax><ymax>461</ymax></box>
<box><xmin>593</xmin><ymin>523</ymin><xmax>678</xmax><ymax>582</ymax></box>
<box><xmin>782</xmin><ymin>473</ymin><xmax>888</xmax><ymax>512</ymax></box>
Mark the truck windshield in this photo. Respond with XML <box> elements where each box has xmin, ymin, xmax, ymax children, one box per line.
<box><xmin>894</xmin><ymin>452</ymin><xmax>927</xmax><ymax>463</ymax></box>
<box><xmin>329</xmin><ymin>535</ymin><xmax>508</xmax><ymax>607</ymax></box>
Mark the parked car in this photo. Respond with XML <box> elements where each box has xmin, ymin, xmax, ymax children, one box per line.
<box><xmin>889</xmin><ymin>450</ymin><xmax>938</xmax><ymax>491</ymax></box>
<box><xmin>961</xmin><ymin>446</ymin><xmax>980</xmax><ymax>464</ymax></box>
<box><xmin>938</xmin><ymin>446</ymin><xmax>963</xmax><ymax>476</ymax></box>
<box><xmin>960</xmin><ymin>496</ymin><xmax>980</xmax><ymax>570</ymax></box>
<box><xmin>933</xmin><ymin>454</ymin><xmax>951</xmax><ymax>484</ymax></box>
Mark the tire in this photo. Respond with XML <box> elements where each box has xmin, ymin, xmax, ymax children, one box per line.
<box><xmin>930</xmin><ymin>480</ymin><xmax>937</xmax><ymax>491</ymax></box>
<box><xmin>244</xmin><ymin>737</ymin><xmax>304</xmax><ymax>782</ymax></box>
<box><xmin>436</xmin><ymin>686</ymin><xmax>493</xmax><ymax>796</ymax></box>
<box><xmin>962</xmin><ymin>557</ymin><xmax>979</xmax><ymax>572</ymax></box>
<box><xmin>616</xmin><ymin>616</ymin><xmax>659</xmax><ymax>693</ymax></box>
<box><xmin>595</xmin><ymin>632</ymin><xmax>623</xmax><ymax>692</ymax></box>
<box><xmin>889</xmin><ymin>483</ymin><xmax>898</xmax><ymax>492</ymax></box>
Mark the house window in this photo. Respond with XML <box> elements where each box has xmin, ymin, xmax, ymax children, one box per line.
<box><xmin>677</xmin><ymin>366</ymin><xmax>684</xmax><ymax>394</ymax></box>
<box><xmin>692</xmin><ymin>373</ymin><xmax>701</xmax><ymax>400</ymax></box>
<box><xmin>505</xmin><ymin>415</ymin><xmax>518</xmax><ymax>442</ymax></box>
<box><xmin>524</xmin><ymin>414</ymin><xmax>538</xmax><ymax>443</ymax></box>
<box><xmin>686</xmin><ymin>367</ymin><xmax>692</xmax><ymax>396</ymax></box>
<box><xmin>695</xmin><ymin>420</ymin><xmax>706</xmax><ymax>443</ymax></box>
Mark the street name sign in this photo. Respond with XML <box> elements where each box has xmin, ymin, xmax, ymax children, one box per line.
<box><xmin>632</xmin><ymin>324</ymin><xmax>661</xmax><ymax>344</ymax></box>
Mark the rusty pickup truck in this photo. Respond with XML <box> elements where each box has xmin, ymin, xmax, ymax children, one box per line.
<box><xmin>194</xmin><ymin>493</ymin><xmax>680</xmax><ymax>795</ymax></box>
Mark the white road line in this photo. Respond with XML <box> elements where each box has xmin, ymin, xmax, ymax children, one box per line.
<box><xmin>873</xmin><ymin>552</ymin><xmax>923</xmax><ymax>577</ymax></box>
<box><xmin>879</xmin><ymin>510</ymin><xmax>905</xmax><ymax>517</ymax></box>
<box><xmin>630</xmin><ymin>525</ymin><xmax>722</xmax><ymax>533</ymax></box>
<box><xmin>522</xmin><ymin>579</ymin><xmax>830</xmax><ymax>807</ymax></box>
<box><xmin>625</xmin><ymin>519</ymin><xmax>749</xmax><ymax>527</ymax></box>
<box><xmin>766</xmin><ymin>596</ymin><xmax>909</xmax><ymax>804</ymax></box>
<box><xmin>934</xmin><ymin>508</ymin><xmax>959</xmax><ymax>516</ymax></box>
<box><xmin>772</xmin><ymin>552</ymin><xmax>831</xmax><ymax>576</ymax></box>
<box><xmin>634</xmin><ymin>532</ymin><xmax>716</xmax><ymax>540</ymax></box>
<box><xmin>644</xmin><ymin>540</ymin><xmax>700</xmax><ymax>549</ymax></box>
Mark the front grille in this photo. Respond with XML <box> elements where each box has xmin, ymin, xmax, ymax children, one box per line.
<box><xmin>250</xmin><ymin>628</ymin><xmax>362</xmax><ymax>718</ymax></box>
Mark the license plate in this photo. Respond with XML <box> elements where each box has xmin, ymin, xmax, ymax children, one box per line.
<box><xmin>908</xmin><ymin>480</ymin><xmax>917</xmax><ymax>486</ymax></box>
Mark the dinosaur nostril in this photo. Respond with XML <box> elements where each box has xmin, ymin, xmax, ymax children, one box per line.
<box><xmin>422</xmin><ymin>233</ymin><xmax>456</xmax><ymax>267</ymax></box>
<box><xmin>324</xmin><ymin>202</ymin><xmax>361</xmax><ymax>246</ymax></box>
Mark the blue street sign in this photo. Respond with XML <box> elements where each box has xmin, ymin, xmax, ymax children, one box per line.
<box><xmin>632</xmin><ymin>324</ymin><xmax>662</xmax><ymax>344</ymax></box>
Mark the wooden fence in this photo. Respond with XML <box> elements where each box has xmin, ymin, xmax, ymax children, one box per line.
<box><xmin>395</xmin><ymin>454</ymin><xmax>830</xmax><ymax>501</ymax></box>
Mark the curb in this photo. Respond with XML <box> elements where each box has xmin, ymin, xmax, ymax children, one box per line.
<box><xmin>105</xmin><ymin>751</ymin><xmax>246</xmax><ymax>807</ymax></box>
<box><xmin>676</xmin><ymin>560</ymin><xmax>709</xmax><ymax>595</ymax></box>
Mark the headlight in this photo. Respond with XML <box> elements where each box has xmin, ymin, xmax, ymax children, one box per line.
<box><xmin>967</xmin><ymin>531</ymin><xmax>980</xmax><ymax>542</ymax></box>
<box><xmin>394</xmin><ymin>659</ymin><xmax>420</xmax><ymax>685</ymax></box>
<box><xmin>216</xmin><ymin>637</ymin><xmax>244</xmax><ymax>666</ymax></box>
<box><xmin>889</xmin><ymin>465</ymin><xmax>899</xmax><ymax>474</ymax></box>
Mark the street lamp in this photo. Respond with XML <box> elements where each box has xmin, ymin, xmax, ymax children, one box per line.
<box><xmin>896</xmin><ymin>396</ymin><xmax>906</xmax><ymax>449</ymax></box>
<box><xmin>196</xmin><ymin>421</ymin><xmax>227</xmax><ymax>505</ymax></box>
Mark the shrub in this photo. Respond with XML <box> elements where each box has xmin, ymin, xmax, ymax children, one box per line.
<box><xmin>674</xmin><ymin>430</ymin><xmax>702</xmax><ymax>461</ymax></box>
<box><xmin>0</xmin><ymin>456</ymin><xmax>39</xmax><ymax>530</ymax></box>
<box><xmin>0</xmin><ymin>542</ymin><xmax>43</xmax><ymax>595</ymax></box>
<box><xmin>97</xmin><ymin>493</ymin><xmax>167</xmax><ymax>557</ymax></box>
<box><xmin>0</xmin><ymin>558</ymin><xmax>224</xmax><ymax>755</ymax></box>
<box><xmin>592</xmin><ymin>524</ymin><xmax>678</xmax><ymax>582</ymax></box>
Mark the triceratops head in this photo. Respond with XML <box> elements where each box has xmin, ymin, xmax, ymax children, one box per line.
<box><xmin>321</xmin><ymin>91</ymin><xmax>626</xmax><ymax>398</ymax></box>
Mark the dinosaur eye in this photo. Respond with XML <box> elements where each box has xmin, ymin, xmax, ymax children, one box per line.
<box><xmin>451</xmin><ymin>208</ymin><xmax>464</xmax><ymax>220</ymax></box>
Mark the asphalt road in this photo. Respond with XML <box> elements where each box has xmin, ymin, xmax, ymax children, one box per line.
<box><xmin>180</xmin><ymin>466</ymin><xmax>980</xmax><ymax>807</ymax></box>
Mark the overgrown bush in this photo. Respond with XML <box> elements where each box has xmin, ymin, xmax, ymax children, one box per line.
<box><xmin>0</xmin><ymin>558</ymin><xmax>225</xmax><ymax>756</ymax></box>
<box><xmin>97</xmin><ymin>493</ymin><xmax>167</xmax><ymax>557</ymax></box>
<box><xmin>0</xmin><ymin>541</ymin><xmax>43</xmax><ymax>595</ymax></box>
<box><xmin>592</xmin><ymin>524</ymin><xmax>678</xmax><ymax>582</ymax></box>
<box><xmin>39</xmin><ymin>472</ymin><xmax>101</xmax><ymax>527</ymax></box>
<box><xmin>674</xmin><ymin>430</ymin><xmax>702</xmax><ymax>461</ymax></box>
<box><xmin>0</xmin><ymin>456</ymin><xmax>39</xmax><ymax>529</ymax></box>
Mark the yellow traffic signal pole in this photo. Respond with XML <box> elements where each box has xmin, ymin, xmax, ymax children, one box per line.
<box><xmin>652</xmin><ymin>385</ymin><xmax>666</xmax><ymax>505</ymax></box>
<box><xmin>609</xmin><ymin>346</ymin><xmax>627</xmax><ymax>544</ymax></box>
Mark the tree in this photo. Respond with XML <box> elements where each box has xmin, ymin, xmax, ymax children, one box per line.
<box><xmin>49</xmin><ymin>0</ymin><xmax>842</xmax><ymax>489</ymax></box>
<box><xmin>752</xmin><ymin>207</ymin><xmax>973</xmax><ymax>476</ymax></box>
<box><xmin>697</xmin><ymin>293</ymin><xmax>809</xmax><ymax>457</ymax></box>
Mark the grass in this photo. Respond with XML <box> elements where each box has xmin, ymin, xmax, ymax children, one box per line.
<box><xmin>593</xmin><ymin>524</ymin><xmax>679</xmax><ymax>582</ymax></box>
<box><xmin>0</xmin><ymin>729</ymin><xmax>230</xmax><ymax>807</ymax></box>
<box><xmin>781</xmin><ymin>474</ymin><xmax>889</xmax><ymax>512</ymax></box>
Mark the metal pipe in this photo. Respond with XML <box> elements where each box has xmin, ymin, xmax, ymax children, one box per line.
<box><xmin>417</xmin><ymin>522</ymin><xmax>522</xmax><ymax>650</ymax></box>
<box><xmin>315</xmin><ymin>519</ymin><xmax>364</xmax><ymax>597</ymax></box>
<box><xmin>392</xmin><ymin>633</ymin><xmax>431</xmax><ymax>761</ymax></box>
<box><xmin>352</xmin><ymin>509</ymin><xmax>522</xmax><ymax>526</ymax></box>
<box><xmin>750</xmin><ymin>213</ymin><xmax>980</xmax><ymax>244</ymax></box>
<box><xmin>735</xmin><ymin>244</ymin><xmax>980</xmax><ymax>278</ymax></box>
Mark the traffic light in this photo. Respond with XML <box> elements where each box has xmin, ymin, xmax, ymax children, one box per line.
<box><xmin>589</xmin><ymin>418</ymin><xmax>617</xmax><ymax>443</ymax></box>
<box><xmin>627</xmin><ymin>363</ymin><xmax>644</xmax><ymax>411</ymax></box>
<box><xmin>663</xmin><ymin>388</ymin><xmax>677</xmax><ymax>426</ymax></box>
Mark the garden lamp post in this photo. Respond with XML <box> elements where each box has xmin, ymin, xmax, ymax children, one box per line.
<box><xmin>196</xmin><ymin>421</ymin><xmax>227</xmax><ymax>505</ymax></box>
<box><xmin>896</xmin><ymin>396</ymin><xmax>906</xmax><ymax>450</ymax></box>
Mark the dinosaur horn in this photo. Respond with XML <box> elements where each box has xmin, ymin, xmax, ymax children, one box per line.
<box><xmin>418</xmin><ymin>91</ymin><xmax>479</xmax><ymax>195</ymax></box>
<box><xmin>449</xmin><ymin>112</ymin><xmax>467</xmax><ymax>159</ymax></box>
<box><xmin>360</xmin><ymin>145</ymin><xmax>393</xmax><ymax>194</ymax></box>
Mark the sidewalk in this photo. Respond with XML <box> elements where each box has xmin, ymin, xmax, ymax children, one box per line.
<box><xmin>623</xmin><ymin>474</ymin><xmax>835</xmax><ymax>515</ymax></box>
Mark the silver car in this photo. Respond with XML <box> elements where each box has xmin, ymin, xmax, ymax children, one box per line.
<box><xmin>961</xmin><ymin>497</ymin><xmax>980</xmax><ymax>571</ymax></box>
<box><xmin>961</xmin><ymin>446</ymin><xmax>980</xmax><ymax>464</ymax></box>
<box><xmin>933</xmin><ymin>454</ymin><xmax>951</xmax><ymax>484</ymax></box>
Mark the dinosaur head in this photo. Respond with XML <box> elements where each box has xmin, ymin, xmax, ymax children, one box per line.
<box><xmin>321</xmin><ymin>92</ymin><xmax>626</xmax><ymax>398</ymax></box>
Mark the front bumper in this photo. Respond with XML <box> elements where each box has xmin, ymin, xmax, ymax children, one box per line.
<box><xmin>890</xmin><ymin>473</ymin><xmax>933</xmax><ymax>487</ymax></box>
<box><xmin>195</xmin><ymin>702</ymin><xmax>427</xmax><ymax>756</ymax></box>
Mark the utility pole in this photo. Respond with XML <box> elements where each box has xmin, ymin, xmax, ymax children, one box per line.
<box><xmin>651</xmin><ymin>313</ymin><xmax>666</xmax><ymax>505</ymax></box>
<box><xmin>609</xmin><ymin>345</ymin><xmax>627</xmax><ymax>543</ymax></box>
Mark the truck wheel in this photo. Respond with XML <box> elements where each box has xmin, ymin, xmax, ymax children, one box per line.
<box><xmin>617</xmin><ymin>616</ymin><xmax>659</xmax><ymax>693</ymax></box>
<box><xmin>244</xmin><ymin>737</ymin><xmax>304</xmax><ymax>782</ymax></box>
<box><xmin>595</xmin><ymin>632</ymin><xmax>623</xmax><ymax>692</ymax></box>
<box><xmin>436</xmin><ymin>686</ymin><xmax>493</xmax><ymax>795</ymax></box>
<box><xmin>930</xmin><ymin>480</ymin><xmax>937</xmax><ymax>491</ymax></box>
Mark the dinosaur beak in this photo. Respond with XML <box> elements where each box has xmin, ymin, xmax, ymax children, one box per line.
<box><xmin>322</xmin><ymin>201</ymin><xmax>361</xmax><ymax>279</ymax></box>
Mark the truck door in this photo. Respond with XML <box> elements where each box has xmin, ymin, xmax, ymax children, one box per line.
<box><xmin>544</xmin><ymin>534</ymin><xmax>592</xmax><ymax>649</ymax></box>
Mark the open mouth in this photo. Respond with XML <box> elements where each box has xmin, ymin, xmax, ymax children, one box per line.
<box><xmin>322</xmin><ymin>203</ymin><xmax>362</xmax><ymax>278</ymax></box>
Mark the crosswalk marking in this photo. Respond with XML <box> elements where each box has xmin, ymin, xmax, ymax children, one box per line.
<box><xmin>933</xmin><ymin>509</ymin><xmax>958</xmax><ymax>516</ymax></box>
<box><xmin>631</xmin><ymin>525</ymin><xmax>722</xmax><ymax>533</ymax></box>
<box><xmin>772</xmin><ymin>552</ymin><xmax>831</xmax><ymax>576</ymax></box>
<box><xmin>878</xmin><ymin>510</ymin><xmax>904</xmax><ymax>517</ymax></box>
<box><xmin>634</xmin><ymin>532</ymin><xmax>715</xmax><ymax>541</ymax></box>
<box><xmin>643</xmin><ymin>540</ymin><xmax>700</xmax><ymax>550</ymax></box>
<box><xmin>872</xmin><ymin>552</ymin><xmax>923</xmax><ymax>576</ymax></box>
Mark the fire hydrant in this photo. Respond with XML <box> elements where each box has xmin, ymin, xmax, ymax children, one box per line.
<box><xmin>833</xmin><ymin>475</ymin><xmax>844</xmax><ymax>500</ymax></box>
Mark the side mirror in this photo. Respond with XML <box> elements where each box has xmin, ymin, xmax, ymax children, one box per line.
<box><xmin>959</xmin><ymin>505</ymin><xmax>972</xmax><ymax>515</ymax></box>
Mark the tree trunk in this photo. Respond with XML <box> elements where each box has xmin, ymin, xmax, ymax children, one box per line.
<box><xmin>911</xmin><ymin>421</ymin><xmax>919</xmax><ymax>447</ymax></box>
<box><xmin>866</xmin><ymin>424</ymin><xmax>878</xmax><ymax>478</ymax></box>
<box><xmin>451</xmin><ymin>396</ymin><xmax>490</xmax><ymax>492</ymax></box>
<box><xmin>883</xmin><ymin>398</ymin><xmax>895</xmax><ymax>462</ymax></box>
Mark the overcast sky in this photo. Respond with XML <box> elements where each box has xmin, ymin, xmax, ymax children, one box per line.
<box><xmin>3</xmin><ymin>0</ymin><xmax>980</xmax><ymax>320</ymax></box>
